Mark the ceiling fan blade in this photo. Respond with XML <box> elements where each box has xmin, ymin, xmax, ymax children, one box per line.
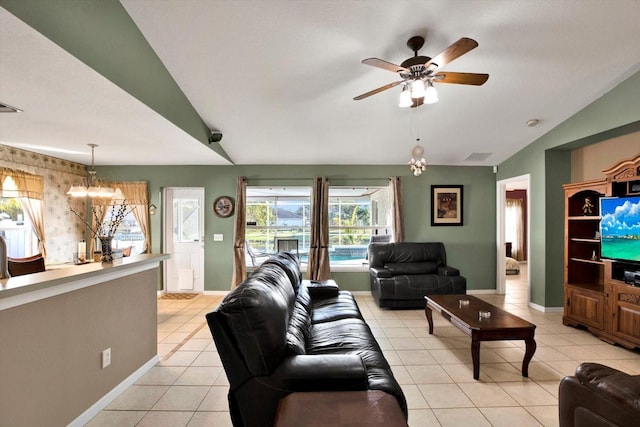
<box><xmin>424</xmin><ymin>37</ymin><xmax>479</xmax><ymax>71</ymax></box>
<box><xmin>362</xmin><ymin>58</ymin><xmax>410</xmax><ymax>74</ymax></box>
<box><xmin>434</xmin><ymin>72</ymin><xmax>489</xmax><ymax>86</ymax></box>
<box><xmin>353</xmin><ymin>81</ymin><xmax>403</xmax><ymax>100</ymax></box>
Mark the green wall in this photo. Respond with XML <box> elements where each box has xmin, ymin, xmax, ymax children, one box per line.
<box><xmin>97</xmin><ymin>165</ymin><xmax>496</xmax><ymax>293</ymax></box>
<box><xmin>498</xmin><ymin>70</ymin><xmax>640</xmax><ymax>307</ymax></box>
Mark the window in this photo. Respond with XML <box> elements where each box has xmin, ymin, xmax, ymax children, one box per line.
<box><xmin>245</xmin><ymin>187</ymin><xmax>311</xmax><ymax>266</ymax></box>
<box><xmin>105</xmin><ymin>204</ymin><xmax>145</xmax><ymax>255</ymax></box>
<box><xmin>244</xmin><ymin>185</ymin><xmax>393</xmax><ymax>268</ymax></box>
<box><xmin>328</xmin><ymin>186</ymin><xmax>392</xmax><ymax>266</ymax></box>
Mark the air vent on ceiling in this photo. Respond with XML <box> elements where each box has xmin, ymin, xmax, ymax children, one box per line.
<box><xmin>464</xmin><ymin>152</ymin><xmax>492</xmax><ymax>162</ymax></box>
<box><xmin>0</xmin><ymin>102</ymin><xmax>22</xmax><ymax>113</ymax></box>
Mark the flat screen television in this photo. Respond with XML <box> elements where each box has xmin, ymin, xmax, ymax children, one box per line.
<box><xmin>600</xmin><ymin>195</ymin><xmax>640</xmax><ymax>263</ymax></box>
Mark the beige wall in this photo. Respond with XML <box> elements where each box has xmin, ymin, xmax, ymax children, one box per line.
<box><xmin>0</xmin><ymin>145</ymin><xmax>88</xmax><ymax>263</ymax></box>
<box><xmin>570</xmin><ymin>131</ymin><xmax>640</xmax><ymax>182</ymax></box>
<box><xmin>0</xmin><ymin>268</ymin><xmax>158</xmax><ymax>426</ymax></box>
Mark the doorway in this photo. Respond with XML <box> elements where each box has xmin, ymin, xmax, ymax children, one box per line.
<box><xmin>496</xmin><ymin>175</ymin><xmax>530</xmax><ymax>299</ymax></box>
<box><xmin>162</xmin><ymin>187</ymin><xmax>205</xmax><ymax>293</ymax></box>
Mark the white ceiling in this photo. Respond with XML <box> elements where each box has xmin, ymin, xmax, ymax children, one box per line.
<box><xmin>1</xmin><ymin>1</ymin><xmax>639</xmax><ymax>167</ymax></box>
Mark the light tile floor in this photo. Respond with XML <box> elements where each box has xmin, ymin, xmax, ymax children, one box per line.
<box><xmin>87</xmin><ymin>264</ymin><xmax>640</xmax><ymax>426</ymax></box>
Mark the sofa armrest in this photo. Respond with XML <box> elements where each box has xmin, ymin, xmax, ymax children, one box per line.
<box><xmin>273</xmin><ymin>354</ymin><xmax>368</xmax><ymax>391</ymax></box>
<box><xmin>437</xmin><ymin>265</ymin><xmax>460</xmax><ymax>276</ymax></box>
<box><xmin>370</xmin><ymin>267</ymin><xmax>392</xmax><ymax>278</ymax></box>
<box><xmin>575</xmin><ymin>363</ymin><xmax>640</xmax><ymax>413</ymax></box>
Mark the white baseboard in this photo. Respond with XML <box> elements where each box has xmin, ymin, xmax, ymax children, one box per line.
<box><xmin>466</xmin><ymin>289</ymin><xmax>498</xmax><ymax>295</ymax></box>
<box><xmin>204</xmin><ymin>290</ymin><xmax>230</xmax><ymax>295</ymax></box>
<box><xmin>69</xmin><ymin>355</ymin><xmax>159</xmax><ymax>427</ymax></box>
<box><xmin>529</xmin><ymin>302</ymin><xmax>563</xmax><ymax>313</ymax></box>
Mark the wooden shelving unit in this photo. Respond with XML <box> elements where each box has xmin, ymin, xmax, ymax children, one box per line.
<box><xmin>562</xmin><ymin>154</ymin><xmax>640</xmax><ymax>349</ymax></box>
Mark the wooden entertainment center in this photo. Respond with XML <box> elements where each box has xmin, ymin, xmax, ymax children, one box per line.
<box><xmin>563</xmin><ymin>154</ymin><xmax>640</xmax><ymax>349</ymax></box>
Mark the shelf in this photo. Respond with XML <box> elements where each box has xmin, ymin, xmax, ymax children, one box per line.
<box><xmin>570</xmin><ymin>257</ymin><xmax>604</xmax><ymax>265</ymax></box>
<box><xmin>565</xmin><ymin>282</ymin><xmax>605</xmax><ymax>293</ymax></box>
<box><xmin>568</xmin><ymin>216</ymin><xmax>601</xmax><ymax>221</ymax></box>
<box><xmin>570</xmin><ymin>238</ymin><xmax>600</xmax><ymax>243</ymax></box>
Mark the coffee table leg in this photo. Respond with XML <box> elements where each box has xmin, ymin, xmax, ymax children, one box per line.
<box><xmin>522</xmin><ymin>337</ymin><xmax>537</xmax><ymax>377</ymax></box>
<box><xmin>425</xmin><ymin>305</ymin><xmax>434</xmax><ymax>334</ymax></box>
<box><xmin>471</xmin><ymin>337</ymin><xmax>480</xmax><ymax>380</ymax></box>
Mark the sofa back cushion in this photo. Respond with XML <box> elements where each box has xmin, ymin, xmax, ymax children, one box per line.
<box><xmin>369</xmin><ymin>242</ymin><xmax>447</xmax><ymax>269</ymax></box>
<box><xmin>214</xmin><ymin>263</ymin><xmax>296</xmax><ymax>376</ymax></box>
<box><xmin>384</xmin><ymin>262</ymin><xmax>438</xmax><ymax>275</ymax></box>
<box><xmin>262</xmin><ymin>252</ymin><xmax>302</xmax><ymax>293</ymax></box>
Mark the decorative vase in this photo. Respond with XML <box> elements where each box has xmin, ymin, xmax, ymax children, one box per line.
<box><xmin>99</xmin><ymin>236</ymin><xmax>114</xmax><ymax>263</ymax></box>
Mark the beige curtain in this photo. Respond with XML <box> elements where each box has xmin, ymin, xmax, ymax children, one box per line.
<box><xmin>505</xmin><ymin>198</ymin><xmax>524</xmax><ymax>261</ymax></box>
<box><xmin>307</xmin><ymin>177</ymin><xmax>331</xmax><ymax>280</ymax></box>
<box><xmin>390</xmin><ymin>176</ymin><xmax>404</xmax><ymax>242</ymax></box>
<box><xmin>111</xmin><ymin>181</ymin><xmax>151</xmax><ymax>253</ymax></box>
<box><xmin>1</xmin><ymin>168</ymin><xmax>46</xmax><ymax>257</ymax></box>
<box><xmin>232</xmin><ymin>176</ymin><xmax>247</xmax><ymax>288</ymax></box>
<box><xmin>19</xmin><ymin>198</ymin><xmax>46</xmax><ymax>257</ymax></box>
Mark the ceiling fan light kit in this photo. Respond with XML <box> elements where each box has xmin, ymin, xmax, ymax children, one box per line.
<box><xmin>354</xmin><ymin>35</ymin><xmax>489</xmax><ymax>108</ymax></box>
<box><xmin>398</xmin><ymin>84</ymin><xmax>413</xmax><ymax>107</ymax></box>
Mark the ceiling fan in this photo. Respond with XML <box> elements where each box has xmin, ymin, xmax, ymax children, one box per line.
<box><xmin>354</xmin><ymin>36</ymin><xmax>489</xmax><ymax>107</ymax></box>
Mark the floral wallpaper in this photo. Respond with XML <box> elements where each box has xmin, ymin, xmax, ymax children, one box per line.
<box><xmin>0</xmin><ymin>145</ymin><xmax>88</xmax><ymax>263</ymax></box>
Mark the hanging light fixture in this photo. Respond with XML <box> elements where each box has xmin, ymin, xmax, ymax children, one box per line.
<box><xmin>67</xmin><ymin>144</ymin><xmax>115</xmax><ymax>198</ymax></box>
<box><xmin>424</xmin><ymin>80</ymin><xmax>439</xmax><ymax>104</ymax></box>
<box><xmin>408</xmin><ymin>139</ymin><xmax>427</xmax><ymax>176</ymax></box>
<box><xmin>410</xmin><ymin>78</ymin><xmax>426</xmax><ymax>99</ymax></box>
<box><xmin>398</xmin><ymin>83</ymin><xmax>413</xmax><ymax>108</ymax></box>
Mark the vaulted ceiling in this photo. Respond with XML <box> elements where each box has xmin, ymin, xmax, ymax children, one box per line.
<box><xmin>1</xmin><ymin>1</ymin><xmax>639</xmax><ymax>167</ymax></box>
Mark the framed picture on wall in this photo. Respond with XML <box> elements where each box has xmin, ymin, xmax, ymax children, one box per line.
<box><xmin>431</xmin><ymin>185</ymin><xmax>463</xmax><ymax>226</ymax></box>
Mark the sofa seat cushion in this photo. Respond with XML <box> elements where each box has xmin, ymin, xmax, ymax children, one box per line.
<box><xmin>377</xmin><ymin>274</ymin><xmax>466</xmax><ymax>300</ymax></box>
<box><xmin>384</xmin><ymin>262</ymin><xmax>438</xmax><ymax>275</ymax></box>
<box><xmin>307</xmin><ymin>318</ymin><xmax>388</xmax><ymax>367</ymax></box>
<box><xmin>311</xmin><ymin>292</ymin><xmax>363</xmax><ymax>324</ymax></box>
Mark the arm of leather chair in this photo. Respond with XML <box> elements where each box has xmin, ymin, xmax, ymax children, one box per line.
<box><xmin>437</xmin><ymin>265</ymin><xmax>460</xmax><ymax>276</ymax></box>
<box><xmin>370</xmin><ymin>267</ymin><xmax>392</xmax><ymax>278</ymax></box>
<box><xmin>273</xmin><ymin>354</ymin><xmax>368</xmax><ymax>391</ymax></box>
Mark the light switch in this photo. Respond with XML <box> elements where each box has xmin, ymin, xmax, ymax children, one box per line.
<box><xmin>213</xmin><ymin>234</ymin><xmax>223</xmax><ymax>241</ymax></box>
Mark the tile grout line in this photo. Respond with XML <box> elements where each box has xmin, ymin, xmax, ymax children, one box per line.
<box><xmin>160</xmin><ymin>321</ymin><xmax>208</xmax><ymax>362</ymax></box>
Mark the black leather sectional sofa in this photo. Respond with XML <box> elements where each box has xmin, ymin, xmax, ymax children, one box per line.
<box><xmin>206</xmin><ymin>252</ymin><xmax>407</xmax><ymax>427</ymax></box>
<box><xmin>369</xmin><ymin>242</ymin><xmax>467</xmax><ymax>308</ymax></box>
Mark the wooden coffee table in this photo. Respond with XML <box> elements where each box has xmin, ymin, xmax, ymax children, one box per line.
<box><xmin>424</xmin><ymin>294</ymin><xmax>536</xmax><ymax>380</ymax></box>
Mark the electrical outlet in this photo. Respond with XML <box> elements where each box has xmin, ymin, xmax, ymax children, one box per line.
<box><xmin>102</xmin><ymin>348</ymin><xmax>111</xmax><ymax>369</ymax></box>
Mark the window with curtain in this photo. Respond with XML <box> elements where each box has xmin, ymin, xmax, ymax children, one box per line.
<box><xmin>243</xmin><ymin>185</ymin><xmax>394</xmax><ymax>268</ymax></box>
<box><xmin>0</xmin><ymin>169</ymin><xmax>45</xmax><ymax>257</ymax></box>
<box><xmin>91</xmin><ymin>181</ymin><xmax>151</xmax><ymax>255</ymax></box>
<box><xmin>0</xmin><ymin>183</ymin><xmax>37</xmax><ymax>257</ymax></box>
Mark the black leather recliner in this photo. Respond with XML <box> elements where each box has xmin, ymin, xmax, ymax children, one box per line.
<box><xmin>369</xmin><ymin>242</ymin><xmax>467</xmax><ymax>308</ymax></box>
<box><xmin>206</xmin><ymin>252</ymin><xmax>407</xmax><ymax>427</ymax></box>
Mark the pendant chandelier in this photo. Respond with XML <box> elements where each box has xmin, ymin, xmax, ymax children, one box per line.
<box><xmin>67</xmin><ymin>144</ymin><xmax>115</xmax><ymax>198</ymax></box>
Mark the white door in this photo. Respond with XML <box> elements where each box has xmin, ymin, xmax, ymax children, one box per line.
<box><xmin>163</xmin><ymin>187</ymin><xmax>205</xmax><ymax>293</ymax></box>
